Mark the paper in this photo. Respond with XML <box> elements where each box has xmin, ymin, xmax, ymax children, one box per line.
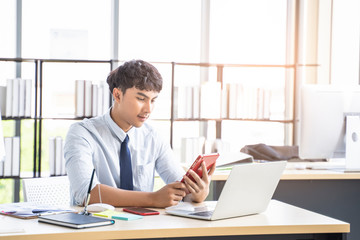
<box><xmin>0</xmin><ymin>202</ymin><xmax>77</xmax><ymax>219</ymax></box>
<box><xmin>92</xmin><ymin>209</ymin><xmax>123</xmax><ymax>218</ymax></box>
<box><xmin>112</xmin><ymin>213</ymin><xmax>143</xmax><ymax>221</ymax></box>
<box><xmin>166</xmin><ymin>201</ymin><xmax>217</xmax><ymax>212</ymax></box>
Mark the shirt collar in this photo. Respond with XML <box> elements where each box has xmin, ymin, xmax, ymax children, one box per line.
<box><xmin>104</xmin><ymin>108</ymin><xmax>135</xmax><ymax>142</ymax></box>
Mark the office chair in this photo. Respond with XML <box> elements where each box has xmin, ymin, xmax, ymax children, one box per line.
<box><xmin>22</xmin><ymin>176</ymin><xmax>71</xmax><ymax>207</ymax></box>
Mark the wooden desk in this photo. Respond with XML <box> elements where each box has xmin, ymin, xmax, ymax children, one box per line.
<box><xmin>213</xmin><ymin>168</ymin><xmax>360</xmax><ymax>181</ymax></box>
<box><xmin>0</xmin><ymin>200</ymin><xmax>349</xmax><ymax>240</ymax></box>
<box><xmin>212</xmin><ymin>168</ymin><xmax>360</xmax><ymax>240</ymax></box>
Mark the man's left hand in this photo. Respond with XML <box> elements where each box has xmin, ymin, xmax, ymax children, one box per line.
<box><xmin>183</xmin><ymin>161</ymin><xmax>216</xmax><ymax>203</ymax></box>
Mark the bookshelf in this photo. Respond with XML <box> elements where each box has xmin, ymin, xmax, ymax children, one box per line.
<box><xmin>0</xmin><ymin>58</ymin><xmax>114</xmax><ymax>181</ymax></box>
<box><xmin>167</xmin><ymin>62</ymin><xmax>300</xmax><ymax>164</ymax></box>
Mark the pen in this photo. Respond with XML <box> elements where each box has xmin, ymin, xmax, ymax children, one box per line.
<box><xmin>81</xmin><ymin>168</ymin><xmax>96</xmax><ymax>215</ymax></box>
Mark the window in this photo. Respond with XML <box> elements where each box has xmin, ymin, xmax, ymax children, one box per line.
<box><xmin>22</xmin><ymin>0</ymin><xmax>111</xmax><ymax>59</ymax></box>
<box><xmin>209</xmin><ymin>0</ymin><xmax>287</xmax><ymax>64</ymax></box>
<box><xmin>0</xmin><ymin>0</ymin><xmax>16</xmax><ymax>58</ymax></box>
<box><xmin>331</xmin><ymin>0</ymin><xmax>360</xmax><ymax>85</ymax></box>
<box><xmin>118</xmin><ymin>0</ymin><xmax>201</xmax><ymax>62</ymax></box>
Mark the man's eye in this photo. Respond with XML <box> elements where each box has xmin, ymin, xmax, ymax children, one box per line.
<box><xmin>137</xmin><ymin>97</ymin><xmax>145</xmax><ymax>101</ymax></box>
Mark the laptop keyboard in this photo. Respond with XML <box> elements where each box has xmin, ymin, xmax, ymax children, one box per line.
<box><xmin>190</xmin><ymin>211</ymin><xmax>213</xmax><ymax>217</ymax></box>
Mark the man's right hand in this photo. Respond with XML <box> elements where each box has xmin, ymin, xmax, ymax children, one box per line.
<box><xmin>151</xmin><ymin>182</ymin><xmax>186</xmax><ymax>207</ymax></box>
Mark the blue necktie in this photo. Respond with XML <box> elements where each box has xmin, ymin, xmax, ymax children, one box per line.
<box><xmin>120</xmin><ymin>135</ymin><xmax>133</xmax><ymax>190</ymax></box>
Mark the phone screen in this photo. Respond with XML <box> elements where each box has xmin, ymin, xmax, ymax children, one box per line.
<box><xmin>123</xmin><ymin>207</ymin><xmax>160</xmax><ymax>216</ymax></box>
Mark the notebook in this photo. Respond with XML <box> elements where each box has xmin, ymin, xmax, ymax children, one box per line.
<box><xmin>166</xmin><ymin>161</ymin><xmax>286</xmax><ymax>220</ymax></box>
<box><xmin>38</xmin><ymin>212</ymin><xmax>115</xmax><ymax>229</ymax></box>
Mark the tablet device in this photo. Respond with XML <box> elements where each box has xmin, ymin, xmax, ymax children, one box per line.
<box><xmin>181</xmin><ymin>153</ymin><xmax>220</xmax><ymax>183</ymax></box>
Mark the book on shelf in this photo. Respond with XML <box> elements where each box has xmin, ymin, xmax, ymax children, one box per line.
<box><xmin>18</xmin><ymin>79</ymin><xmax>25</xmax><ymax>117</ymax></box>
<box><xmin>203</xmin><ymin>138</ymin><xmax>231</xmax><ymax>156</ymax></box>
<box><xmin>173</xmin><ymin>85</ymin><xmax>210</xmax><ymax>119</ymax></box>
<box><xmin>173</xmin><ymin>86</ymin><xmax>186</xmax><ymax>119</ymax></box>
<box><xmin>96</xmin><ymin>83</ymin><xmax>104</xmax><ymax>117</ymax></box>
<box><xmin>181</xmin><ymin>137</ymin><xmax>205</xmax><ymax>165</ymax></box>
<box><xmin>227</xmin><ymin>83</ymin><xmax>236</xmax><ymax>118</ymax></box>
<box><xmin>173</xmin><ymin>86</ymin><xmax>180</xmax><ymax>118</ymax></box>
<box><xmin>75</xmin><ymin>80</ymin><xmax>110</xmax><ymax>118</ymax></box>
<box><xmin>226</xmin><ymin>83</ymin><xmax>271</xmax><ymax>120</ymax></box>
<box><xmin>91</xmin><ymin>84</ymin><xmax>98</xmax><ymax>117</ymax></box>
<box><xmin>221</xmin><ymin>84</ymin><xmax>230</xmax><ymax>118</ymax></box>
<box><xmin>200</xmin><ymin>82</ymin><xmax>221</xmax><ymax>119</ymax></box>
<box><xmin>75</xmin><ymin>80</ymin><xmax>85</xmax><ymax>117</ymax></box>
<box><xmin>2</xmin><ymin>136</ymin><xmax>20</xmax><ymax>177</ymax></box>
<box><xmin>5</xmin><ymin>79</ymin><xmax>12</xmax><ymax>117</ymax></box>
<box><xmin>49</xmin><ymin>137</ymin><xmax>55</xmax><ymax>176</ymax></box>
<box><xmin>2</xmin><ymin>78</ymin><xmax>33</xmax><ymax>118</ymax></box>
<box><xmin>3</xmin><ymin>138</ymin><xmax>12</xmax><ymax>177</ymax></box>
<box><xmin>0</xmin><ymin>113</ymin><xmax>5</xmax><ymax>163</ymax></box>
<box><xmin>245</xmin><ymin>86</ymin><xmax>257</xmax><ymax>119</ymax></box>
<box><xmin>99</xmin><ymin>81</ymin><xmax>110</xmax><ymax>116</ymax></box>
<box><xmin>0</xmin><ymin>86</ymin><xmax>6</xmax><ymax>116</ymax></box>
<box><xmin>55</xmin><ymin>136</ymin><xmax>63</xmax><ymax>176</ymax></box>
<box><xmin>263</xmin><ymin>89</ymin><xmax>271</xmax><ymax>119</ymax></box>
<box><xmin>11</xmin><ymin>137</ymin><xmax>20</xmax><ymax>176</ymax></box>
<box><xmin>209</xmin><ymin>138</ymin><xmax>231</xmax><ymax>153</ymax></box>
<box><xmin>49</xmin><ymin>136</ymin><xmax>66</xmax><ymax>176</ymax></box>
<box><xmin>0</xmin><ymin>163</ymin><xmax>3</xmax><ymax>178</ymax></box>
<box><xmin>192</xmin><ymin>86</ymin><xmax>200</xmax><ymax>118</ymax></box>
<box><xmin>84</xmin><ymin>80</ymin><xmax>92</xmax><ymax>117</ymax></box>
<box><xmin>25</xmin><ymin>79</ymin><xmax>32</xmax><ymax>117</ymax></box>
<box><xmin>11</xmin><ymin>78</ymin><xmax>19</xmax><ymax>117</ymax></box>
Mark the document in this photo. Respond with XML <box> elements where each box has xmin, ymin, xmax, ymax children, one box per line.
<box><xmin>0</xmin><ymin>202</ymin><xmax>76</xmax><ymax>219</ymax></box>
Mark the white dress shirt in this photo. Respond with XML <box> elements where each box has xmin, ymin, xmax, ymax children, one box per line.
<box><xmin>64</xmin><ymin>109</ymin><xmax>185</xmax><ymax>206</ymax></box>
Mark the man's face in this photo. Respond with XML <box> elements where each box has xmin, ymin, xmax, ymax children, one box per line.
<box><xmin>113</xmin><ymin>87</ymin><xmax>159</xmax><ymax>131</ymax></box>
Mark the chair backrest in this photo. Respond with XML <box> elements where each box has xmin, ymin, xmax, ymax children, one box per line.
<box><xmin>22</xmin><ymin>176</ymin><xmax>71</xmax><ymax>207</ymax></box>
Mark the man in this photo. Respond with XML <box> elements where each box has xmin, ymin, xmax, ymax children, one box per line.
<box><xmin>64</xmin><ymin>59</ymin><xmax>215</xmax><ymax>207</ymax></box>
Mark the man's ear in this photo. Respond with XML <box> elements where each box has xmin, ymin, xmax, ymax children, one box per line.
<box><xmin>113</xmin><ymin>88</ymin><xmax>122</xmax><ymax>102</ymax></box>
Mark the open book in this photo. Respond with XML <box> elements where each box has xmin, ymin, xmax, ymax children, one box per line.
<box><xmin>215</xmin><ymin>152</ymin><xmax>253</xmax><ymax>169</ymax></box>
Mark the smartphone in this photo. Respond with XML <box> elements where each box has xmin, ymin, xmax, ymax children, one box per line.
<box><xmin>123</xmin><ymin>207</ymin><xmax>160</xmax><ymax>216</ymax></box>
<box><xmin>181</xmin><ymin>153</ymin><xmax>220</xmax><ymax>183</ymax></box>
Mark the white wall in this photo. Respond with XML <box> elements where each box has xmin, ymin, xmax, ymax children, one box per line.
<box><xmin>331</xmin><ymin>0</ymin><xmax>360</xmax><ymax>85</ymax></box>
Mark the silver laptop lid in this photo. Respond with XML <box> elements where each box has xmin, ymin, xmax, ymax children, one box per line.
<box><xmin>211</xmin><ymin>161</ymin><xmax>286</xmax><ymax>220</ymax></box>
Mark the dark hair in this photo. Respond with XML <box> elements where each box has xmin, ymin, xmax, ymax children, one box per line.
<box><xmin>106</xmin><ymin>59</ymin><xmax>163</xmax><ymax>94</ymax></box>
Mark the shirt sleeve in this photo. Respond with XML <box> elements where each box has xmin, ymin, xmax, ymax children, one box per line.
<box><xmin>64</xmin><ymin>123</ymin><xmax>100</xmax><ymax>206</ymax></box>
<box><xmin>154</xmin><ymin>134</ymin><xmax>185</xmax><ymax>184</ymax></box>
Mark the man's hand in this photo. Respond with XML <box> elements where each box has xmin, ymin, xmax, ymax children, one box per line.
<box><xmin>150</xmin><ymin>182</ymin><xmax>186</xmax><ymax>207</ymax></box>
<box><xmin>183</xmin><ymin>161</ymin><xmax>216</xmax><ymax>203</ymax></box>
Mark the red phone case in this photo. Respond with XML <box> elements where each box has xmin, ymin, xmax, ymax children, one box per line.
<box><xmin>181</xmin><ymin>153</ymin><xmax>220</xmax><ymax>183</ymax></box>
<box><xmin>123</xmin><ymin>207</ymin><xmax>160</xmax><ymax>216</ymax></box>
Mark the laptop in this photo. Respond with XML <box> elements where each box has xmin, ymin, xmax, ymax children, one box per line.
<box><xmin>166</xmin><ymin>161</ymin><xmax>286</xmax><ymax>221</ymax></box>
